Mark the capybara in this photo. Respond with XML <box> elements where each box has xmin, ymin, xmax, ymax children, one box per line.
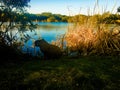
<box><xmin>35</xmin><ymin>39</ymin><xmax>62</xmax><ymax>59</ymax></box>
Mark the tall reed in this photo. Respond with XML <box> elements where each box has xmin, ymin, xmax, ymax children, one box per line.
<box><xmin>64</xmin><ymin>23</ymin><xmax>120</xmax><ymax>56</ymax></box>
<box><xmin>53</xmin><ymin>0</ymin><xmax>120</xmax><ymax>56</ymax></box>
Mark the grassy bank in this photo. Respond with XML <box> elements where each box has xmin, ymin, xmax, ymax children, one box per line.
<box><xmin>0</xmin><ymin>56</ymin><xmax>120</xmax><ymax>90</ymax></box>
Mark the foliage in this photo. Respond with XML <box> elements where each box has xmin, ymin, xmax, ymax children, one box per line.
<box><xmin>0</xmin><ymin>0</ymin><xmax>37</xmax><ymax>62</ymax></box>
<box><xmin>68</xmin><ymin>14</ymin><xmax>88</xmax><ymax>24</ymax></box>
<box><xmin>69</xmin><ymin>12</ymin><xmax>120</xmax><ymax>25</ymax></box>
<box><xmin>24</xmin><ymin>12</ymin><xmax>69</xmax><ymax>22</ymax></box>
<box><xmin>117</xmin><ymin>6</ymin><xmax>120</xmax><ymax>12</ymax></box>
<box><xmin>102</xmin><ymin>14</ymin><xmax>120</xmax><ymax>24</ymax></box>
<box><xmin>0</xmin><ymin>0</ymin><xmax>33</xmax><ymax>46</ymax></box>
<box><xmin>0</xmin><ymin>0</ymin><xmax>30</xmax><ymax>9</ymax></box>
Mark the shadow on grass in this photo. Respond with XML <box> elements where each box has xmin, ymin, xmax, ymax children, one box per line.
<box><xmin>0</xmin><ymin>56</ymin><xmax>119</xmax><ymax>90</ymax></box>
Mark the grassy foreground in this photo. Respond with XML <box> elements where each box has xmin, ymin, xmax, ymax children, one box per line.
<box><xmin>0</xmin><ymin>56</ymin><xmax>120</xmax><ymax>90</ymax></box>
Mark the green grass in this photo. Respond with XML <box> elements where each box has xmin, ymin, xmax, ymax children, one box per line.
<box><xmin>0</xmin><ymin>56</ymin><xmax>120</xmax><ymax>90</ymax></box>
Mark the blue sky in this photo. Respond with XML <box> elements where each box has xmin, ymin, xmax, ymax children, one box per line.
<box><xmin>27</xmin><ymin>0</ymin><xmax>120</xmax><ymax>15</ymax></box>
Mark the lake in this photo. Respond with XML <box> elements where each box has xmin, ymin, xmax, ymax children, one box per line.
<box><xmin>22</xmin><ymin>22</ymin><xmax>71</xmax><ymax>56</ymax></box>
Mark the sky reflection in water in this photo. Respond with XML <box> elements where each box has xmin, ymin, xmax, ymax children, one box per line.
<box><xmin>22</xmin><ymin>22</ymin><xmax>70</xmax><ymax>55</ymax></box>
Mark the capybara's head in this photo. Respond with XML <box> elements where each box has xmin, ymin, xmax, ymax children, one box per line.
<box><xmin>35</xmin><ymin>40</ymin><xmax>40</xmax><ymax>46</ymax></box>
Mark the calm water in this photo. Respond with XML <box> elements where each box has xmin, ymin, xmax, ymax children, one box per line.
<box><xmin>22</xmin><ymin>22</ymin><xmax>71</xmax><ymax>55</ymax></box>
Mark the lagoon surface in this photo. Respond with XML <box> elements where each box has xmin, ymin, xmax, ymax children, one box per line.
<box><xmin>22</xmin><ymin>22</ymin><xmax>71</xmax><ymax>55</ymax></box>
<box><xmin>35</xmin><ymin>22</ymin><xmax>69</xmax><ymax>42</ymax></box>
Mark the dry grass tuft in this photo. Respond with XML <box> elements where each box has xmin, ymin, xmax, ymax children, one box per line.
<box><xmin>64</xmin><ymin>24</ymin><xmax>120</xmax><ymax>56</ymax></box>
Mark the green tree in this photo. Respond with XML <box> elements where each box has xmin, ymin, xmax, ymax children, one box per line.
<box><xmin>0</xmin><ymin>0</ymin><xmax>33</xmax><ymax>45</ymax></box>
<box><xmin>0</xmin><ymin>0</ymin><xmax>33</xmax><ymax>62</ymax></box>
<box><xmin>47</xmin><ymin>17</ymin><xmax>56</xmax><ymax>22</ymax></box>
<box><xmin>117</xmin><ymin>6</ymin><xmax>120</xmax><ymax>13</ymax></box>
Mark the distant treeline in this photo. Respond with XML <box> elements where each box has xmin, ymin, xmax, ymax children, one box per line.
<box><xmin>24</xmin><ymin>12</ymin><xmax>69</xmax><ymax>22</ymax></box>
<box><xmin>25</xmin><ymin>12</ymin><xmax>120</xmax><ymax>24</ymax></box>
<box><xmin>0</xmin><ymin>11</ymin><xmax>120</xmax><ymax>24</ymax></box>
<box><xmin>70</xmin><ymin>12</ymin><xmax>120</xmax><ymax>25</ymax></box>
